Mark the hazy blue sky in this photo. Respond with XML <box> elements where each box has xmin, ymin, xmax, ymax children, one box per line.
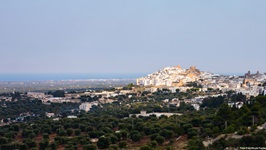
<box><xmin>0</xmin><ymin>1</ymin><xmax>265</xmax><ymax>75</ymax></box>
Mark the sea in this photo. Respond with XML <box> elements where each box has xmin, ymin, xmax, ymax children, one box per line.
<box><xmin>0</xmin><ymin>72</ymin><xmax>245</xmax><ymax>82</ymax></box>
<box><xmin>0</xmin><ymin>73</ymin><xmax>147</xmax><ymax>82</ymax></box>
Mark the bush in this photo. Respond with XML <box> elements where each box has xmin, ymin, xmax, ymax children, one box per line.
<box><xmin>155</xmin><ymin>135</ymin><xmax>165</xmax><ymax>145</ymax></box>
<box><xmin>67</xmin><ymin>129</ymin><xmax>73</xmax><ymax>136</ymax></box>
<box><xmin>43</xmin><ymin>133</ymin><xmax>49</xmax><ymax>140</ymax></box>
<box><xmin>130</xmin><ymin>130</ymin><xmax>142</xmax><ymax>142</ymax></box>
<box><xmin>0</xmin><ymin>137</ymin><xmax>8</xmax><ymax>145</ymax></box>
<box><xmin>149</xmin><ymin>140</ymin><xmax>158</xmax><ymax>148</ymax></box>
<box><xmin>23</xmin><ymin>139</ymin><xmax>37</xmax><ymax>149</ymax></box>
<box><xmin>83</xmin><ymin>144</ymin><xmax>98</xmax><ymax>150</ymax></box>
<box><xmin>118</xmin><ymin>141</ymin><xmax>127</xmax><ymax>149</ymax></box>
<box><xmin>0</xmin><ymin>144</ymin><xmax>15</xmax><ymax>150</ymax></box>
<box><xmin>109</xmin><ymin>144</ymin><xmax>119</xmax><ymax>150</ymax></box>
<box><xmin>58</xmin><ymin>129</ymin><xmax>67</xmax><ymax>136</ymax></box>
<box><xmin>150</xmin><ymin>133</ymin><xmax>159</xmax><ymax>141</ymax></box>
<box><xmin>187</xmin><ymin>137</ymin><xmax>205</xmax><ymax>150</ymax></box>
<box><xmin>28</xmin><ymin>133</ymin><xmax>36</xmax><ymax>139</ymax></box>
<box><xmin>237</xmin><ymin>126</ymin><xmax>249</xmax><ymax>135</ymax></box>
<box><xmin>18</xmin><ymin>144</ymin><xmax>29</xmax><ymax>150</ymax></box>
<box><xmin>50</xmin><ymin>142</ymin><xmax>57</xmax><ymax>150</ymax></box>
<box><xmin>140</xmin><ymin>145</ymin><xmax>153</xmax><ymax>150</ymax></box>
<box><xmin>39</xmin><ymin>140</ymin><xmax>49</xmax><ymax>150</ymax></box>
<box><xmin>97</xmin><ymin>137</ymin><xmax>111</xmax><ymax>149</ymax></box>
<box><xmin>109</xmin><ymin>134</ymin><xmax>118</xmax><ymax>144</ymax></box>
<box><xmin>74</xmin><ymin>129</ymin><xmax>81</xmax><ymax>136</ymax></box>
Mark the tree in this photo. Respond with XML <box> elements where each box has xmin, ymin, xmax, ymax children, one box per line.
<box><xmin>28</xmin><ymin>133</ymin><xmax>36</xmax><ymax>139</ymax></box>
<box><xmin>240</xmin><ymin>104</ymin><xmax>250</xmax><ymax>115</ymax></box>
<box><xmin>97</xmin><ymin>137</ymin><xmax>111</xmax><ymax>149</ymax></box>
<box><xmin>250</xmin><ymin>104</ymin><xmax>260</xmax><ymax>125</ymax></box>
<box><xmin>148</xmin><ymin>141</ymin><xmax>158</xmax><ymax>148</ymax></box>
<box><xmin>39</xmin><ymin>140</ymin><xmax>49</xmax><ymax>150</ymax></box>
<box><xmin>109</xmin><ymin>144</ymin><xmax>119</xmax><ymax>150</ymax></box>
<box><xmin>12</xmin><ymin>124</ymin><xmax>20</xmax><ymax>131</ymax></box>
<box><xmin>109</xmin><ymin>134</ymin><xmax>118</xmax><ymax>144</ymax></box>
<box><xmin>0</xmin><ymin>144</ymin><xmax>15</xmax><ymax>150</ymax></box>
<box><xmin>114</xmin><ymin>132</ymin><xmax>121</xmax><ymax>140</ymax></box>
<box><xmin>212</xmin><ymin>126</ymin><xmax>219</xmax><ymax>136</ymax></box>
<box><xmin>155</xmin><ymin>136</ymin><xmax>165</xmax><ymax>145</ymax></box>
<box><xmin>83</xmin><ymin>144</ymin><xmax>98</xmax><ymax>150</ymax></box>
<box><xmin>0</xmin><ymin>137</ymin><xmax>8</xmax><ymax>145</ymax></box>
<box><xmin>50</xmin><ymin>142</ymin><xmax>57</xmax><ymax>150</ymax></box>
<box><xmin>23</xmin><ymin>139</ymin><xmax>37</xmax><ymax>149</ymax></box>
<box><xmin>159</xmin><ymin>129</ymin><xmax>174</xmax><ymax>139</ymax></box>
<box><xmin>66</xmin><ymin>128</ymin><xmax>73</xmax><ymax>136</ymax></box>
<box><xmin>120</xmin><ymin>130</ymin><xmax>127</xmax><ymax>139</ymax></box>
<box><xmin>43</xmin><ymin>133</ymin><xmax>49</xmax><ymax>140</ymax></box>
<box><xmin>74</xmin><ymin>129</ymin><xmax>81</xmax><ymax>136</ymax></box>
<box><xmin>256</xmin><ymin>96</ymin><xmax>266</xmax><ymax>107</ymax></box>
<box><xmin>88</xmin><ymin>131</ymin><xmax>98</xmax><ymax>138</ymax></box>
<box><xmin>187</xmin><ymin>137</ymin><xmax>205</xmax><ymax>150</ymax></box>
<box><xmin>52</xmin><ymin>90</ymin><xmax>65</xmax><ymax>97</ymax></box>
<box><xmin>3</xmin><ymin>118</ymin><xmax>9</xmax><ymax>123</ymax></box>
<box><xmin>187</xmin><ymin>128</ymin><xmax>197</xmax><ymax>139</ymax></box>
<box><xmin>182</xmin><ymin>123</ymin><xmax>193</xmax><ymax>132</ymax></box>
<box><xmin>217</xmin><ymin>104</ymin><xmax>232</xmax><ymax>129</ymax></box>
<box><xmin>201</xmin><ymin>96</ymin><xmax>225</xmax><ymax>108</ymax></box>
<box><xmin>123</xmin><ymin>83</ymin><xmax>134</xmax><ymax>90</ymax></box>
<box><xmin>130</xmin><ymin>130</ymin><xmax>142</xmax><ymax>142</ymax></box>
<box><xmin>58</xmin><ymin>129</ymin><xmax>67</xmax><ymax>136</ymax></box>
<box><xmin>118</xmin><ymin>141</ymin><xmax>127</xmax><ymax>149</ymax></box>
<box><xmin>140</xmin><ymin>145</ymin><xmax>153</xmax><ymax>150</ymax></box>
<box><xmin>18</xmin><ymin>144</ymin><xmax>28</xmax><ymax>150</ymax></box>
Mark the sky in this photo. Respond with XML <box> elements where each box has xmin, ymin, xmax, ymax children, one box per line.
<box><xmin>0</xmin><ymin>0</ymin><xmax>266</xmax><ymax>75</ymax></box>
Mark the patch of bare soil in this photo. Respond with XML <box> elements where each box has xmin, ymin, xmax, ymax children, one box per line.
<box><xmin>126</xmin><ymin>136</ymin><xmax>150</xmax><ymax>150</ymax></box>
<box><xmin>172</xmin><ymin>134</ymin><xmax>188</xmax><ymax>150</ymax></box>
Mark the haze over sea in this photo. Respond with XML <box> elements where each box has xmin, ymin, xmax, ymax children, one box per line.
<box><xmin>0</xmin><ymin>72</ymin><xmax>246</xmax><ymax>82</ymax></box>
<box><xmin>0</xmin><ymin>73</ymin><xmax>147</xmax><ymax>82</ymax></box>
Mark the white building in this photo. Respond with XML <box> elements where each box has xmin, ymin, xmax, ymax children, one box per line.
<box><xmin>228</xmin><ymin>102</ymin><xmax>243</xmax><ymax>109</ymax></box>
<box><xmin>79</xmin><ymin>102</ymin><xmax>98</xmax><ymax>112</ymax></box>
<box><xmin>46</xmin><ymin>112</ymin><xmax>55</xmax><ymax>118</ymax></box>
<box><xmin>191</xmin><ymin>103</ymin><xmax>200</xmax><ymax>111</ymax></box>
<box><xmin>67</xmin><ymin>116</ymin><xmax>77</xmax><ymax>119</ymax></box>
<box><xmin>129</xmin><ymin>110</ymin><xmax>182</xmax><ymax>118</ymax></box>
<box><xmin>27</xmin><ymin>92</ymin><xmax>46</xmax><ymax>99</ymax></box>
<box><xmin>169</xmin><ymin>87</ymin><xmax>177</xmax><ymax>93</ymax></box>
<box><xmin>169</xmin><ymin>98</ymin><xmax>180</xmax><ymax>107</ymax></box>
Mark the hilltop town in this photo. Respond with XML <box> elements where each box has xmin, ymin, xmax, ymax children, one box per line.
<box><xmin>137</xmin><ymin>65</ymin><xmax>266</xmax><ymax>97</ymax></box>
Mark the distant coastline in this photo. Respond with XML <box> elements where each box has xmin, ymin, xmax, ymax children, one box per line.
<box><xmin>0</xmin><ymin>72</ymin><xmax>248</xmax><ymax>82</ymax></box>
<box><xmin>0</xmin><ymin>73</ymin><xmax>147</xmax><ymax>82</ymax></box>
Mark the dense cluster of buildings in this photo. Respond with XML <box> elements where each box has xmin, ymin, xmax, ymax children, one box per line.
<box><xmin>137</xmin><ymin>65</ymin><xmax>266</xmax><ymax>97</ymax></box>
<box><xmin>27</xmin><ymin>92</ymin><xmax>81</xmax><ymax>103</ymax></box>
<box><xmin>135</xmin><ymin>65</ymin><xmax>266</xmax><ymax>111</ymax></box>
<box><xmin>137</xmin><ymin>65</ymin><xmax>203</xmax><ymax>87</ymax></box>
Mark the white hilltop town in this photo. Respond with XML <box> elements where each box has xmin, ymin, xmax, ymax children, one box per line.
<box><xmin>136</xmin><ymin>65</ymin><xmax>266</xmax><ymax>96</ymax></box>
